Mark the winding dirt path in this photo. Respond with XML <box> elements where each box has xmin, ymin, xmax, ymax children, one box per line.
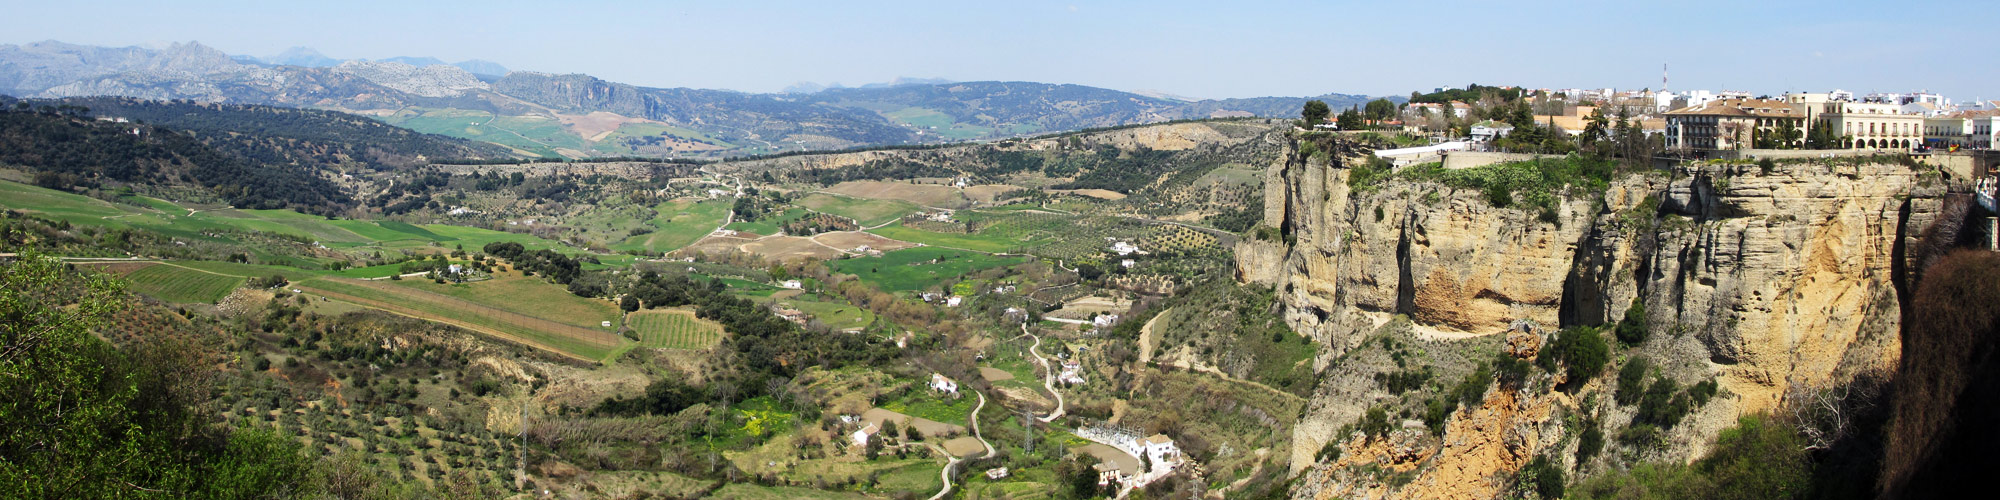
<box><xmin>1024</xmin><ymin>323</ymin><xmax>1065</xmax><ymax>422</ymax></box>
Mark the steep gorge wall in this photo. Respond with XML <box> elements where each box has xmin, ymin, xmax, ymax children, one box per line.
<box><xmin>1241</xmin><ymin>138</ymin><xmax>1946</xmax><ymax>496</ymax></box>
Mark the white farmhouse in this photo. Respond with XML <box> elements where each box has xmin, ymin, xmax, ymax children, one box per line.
<box><xmin>851</xmin><ymin>423</ymin><xmax>879</xmax><ymax>447</ymax></box>
<box><xmin>780</xmin><ymin>279</ymin><xmax>803</xmax><ymax>289</ymax></box>
<box><xmin>930</xmin><ymin>373</ymin><xmax>959</xmax><ymax>395</ymax></box>
<box><xmin>1111</xmin><ymin>241</ymin><xmax>1139</xmax><ymax>256</ymax></box>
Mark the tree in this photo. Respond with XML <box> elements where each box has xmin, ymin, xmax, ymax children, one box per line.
<box><xmin>1581</xmin><ymin>106</ymin><xmax>1610</xmax><ymax>148</ymax></box>
<box><xmin>1773</xmin><ymin>119</ymin><xmax>1802</xmax><ymax>149</ymax></box>
<box><xmin>1301</xmin><ymin>100</ymin><xmax>1331</xmax><ymax>127</ymax></box>
<box><xmin>619</xmin><ymin>295</ymin><xmax>640</xmax><ymax>313</ymax></box>
<box><xmin>1364</xmin><ymin>98</ymin><xmax>1399</xmax><ymax>123</ymax></box>
<box><xmin>1617</xmin><ymin>298</ymin><xmax>1650</xmax><ymax>345</ymax></box>
<box><xmin>1337</xmin><ymin>106</ymin><xmax>1366</xmax><ymax>130</ymax></box>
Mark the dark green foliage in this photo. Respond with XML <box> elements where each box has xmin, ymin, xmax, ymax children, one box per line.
<box><xmin>1576</xmin><ymin>421</ymin><xmax>1605</xmax><ymax>463</ymax></box>
<box><xmin>0</xmin><ymin>254</ymin><xmax>320</xmax><ymax>497</ymax></box>
<box><xmin>1493</xmin><ymin>351</ymin><xmax>1532</xmax><ymax>388</ymax></box>
<box><xmin>596</xmin><ymin>377</ymin><xmax>710</xmax><ymax>417</ymax></box>
<box><xmin>1453</xmin><ymin>363</ymin><xmax>1494</xmax><ymax>408</ymax></box>
<box><xmin>1689</xmin><ymin>379</ymin><xmax>1719</xmax><ymax>407</ymax></box>
<box><xmin>1635</xmin><ymin>376</ymin><xmax>1691</xmax><ymax>429</ymax></box>
<box><xmin>1316</xmin><ymin>439</ymin><xmax>1343</xmax><ymax>463</ymax></box>
<box><xmin>1615</xmin><ymin>357</ymin><xmax>1650</xmax><ymax>406</ymax></box>
<box><xmin>1422</xmin><ymin>397</ymin><xmax>1454</xmax><ymax>434</ymax></box>
<box><xmin>1518</xmin><ymin>454</ymin><xmax>1565</xmax><ymax>499</ymax></box>
<box><xmin>1411</xmin><ymin>84</ymin><xmax>1522</xmax><ymax>104</ymax></box>
<box><xmin>1542</xmin><ymin>326</ymin><xmax>1610</xmax><ymax>391</ymax></box>
<box><xmin>1574</xmin><ymin>414</ymin><xmax>1809</xmax><ymax>500</ymax></box>
<box><xmin>0</xmin><ymin>108</ymin><xmax>349</xmax><ymax>213</ymax></box>
<box><xmin>1301</xmin><ymin>100</ymin><xmax>1330</xmax><ymax>126</ymax></box>
<box><xmin>1376</xmin><ymin>366</ymin><xmax>1434</xmax><ymax>395</ymax></box>
<box><xmin>1616</xmin><ymin>299</ymin><xmax>1649</xmax><ymax>345</ymax></box>
<box><xmin>1359</xmin><ymin>406</ymin><xmax>1392</xmax><ymax>439</ymax></box>
<box><xmin>55</xmin><ymin>96</ymin><xmax>509</xmax><ymax>170</ymax></box>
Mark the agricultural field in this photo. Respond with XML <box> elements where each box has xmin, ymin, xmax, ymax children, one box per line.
<box><xmin>626</xmin><ymin>308</ymin><xmax>724</xmax><ymax>349</ymax></box>
<box><xmin>725</xmin><ymin>207</ymin><xmax>808</xmax><ymax>235</ymax></box>
<box><xmin>94</xmin><ymin>262</ymin><xmax>245</xmax><ymax>303</ymax></box>
<box><xmin>878</xmin><ymin>390</ymin><xmax>978</xmax><ymax>427</ymax></box>
<box><xmin>793</xmin><ymin>193</ymin><xmax>917</xmax><ymax>227</ymax></box>
<box><xmin>612</xmin><ymin>199</ymin><xmax>732</xmax><ymax>253</ymax></box>
<box><xmin>829</xmin><ymin>247</ymin><xmax>1027</xmax><ymax>292</ymax></box>
<box><xmin>779</xmin><ymin>298</ymin><xmax>876</xmax><ymax>331</ymax></box>
<box><xmin>811</xmin><ymin>231</ymin><xmax>917</xmax><ymax>253</ymax></box>
<box><xmin>883</xmin><ymin>107</ymin><xmax>999</xmax><ymax>141</ymax></box>
<box><xmin>823</xmin><ymin>181</ymin><xmax>972</xmax><ymax>208</ymax></box>
<box><xmin>738</xmin><ymin>235</ymin><xmax>843</xmax><ymax>262</ymax></box>
<box><xmin>295</xmin><ymin>277</ymin><xmax>626</xmax><ymax>362</ymax></box>
<box><xmin>376</xmin><ymin>107</ymin><xmax>589</xmax><ymax>158</ymax></box>
<box><xmin>390</xmin><ymin>273</ymin><xmax>621</xmax><ymax>330</ymax></box>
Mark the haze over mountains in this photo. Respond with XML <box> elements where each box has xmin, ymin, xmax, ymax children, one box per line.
<box><xmin>0</xmin><ymin>40</ymin><xmax>1381</xmax><ymax>158</ymax></box>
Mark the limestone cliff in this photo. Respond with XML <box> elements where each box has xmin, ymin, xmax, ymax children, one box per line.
<box><xmin>1243</xmin><ymin>137</ymin><xmax>1947</xmax><ymax>498</ymax></box>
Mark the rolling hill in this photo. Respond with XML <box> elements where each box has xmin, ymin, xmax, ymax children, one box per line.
<box><xmin>0</xmin><ymin>40</ymin><xmax>1385</xmax><ymax>158</ymax></box>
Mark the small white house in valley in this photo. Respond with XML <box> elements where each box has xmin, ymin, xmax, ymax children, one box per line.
<box><xmin>780</xmin><ymin>280</ymin><xmax>803</xmax><ymax>289</ymax></box>
<box><xmin>851</xmin><ymin>423</ymin><xmax>879</xmax><ymax>447</ymax></box>
<box><xmin>930</xmin><ymin>373</ymin><xmax>959</xmax><ymax>395</ymax></box>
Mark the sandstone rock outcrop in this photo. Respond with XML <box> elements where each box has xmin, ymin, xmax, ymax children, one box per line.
<box><xmin>1245</xmin><ymin>136</ymin><xmax>1947</xmax><ymax>497</ymax></box>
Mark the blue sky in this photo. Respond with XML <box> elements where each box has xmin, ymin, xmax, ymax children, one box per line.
<box><xmin>6</xmin><ymin>0</ymin><xmax>1992</xmax><ymax>100</ymax></box>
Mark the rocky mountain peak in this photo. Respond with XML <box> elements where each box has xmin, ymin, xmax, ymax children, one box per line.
<box><xmin>332</xmin><ymin>60</ymin><xmax>488</xmax><ymax>98</ymax></box>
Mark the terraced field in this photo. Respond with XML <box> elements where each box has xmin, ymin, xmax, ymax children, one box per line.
<box><xmin>295</xmin><ymin>277</ymin><xmax>626</xmax><ymax>362</ymax></box>
<box><xmin>98</xmin><ymin>262</ymin><xmax>245</xmax><ymax>303</ymax></box>
<box><xmin>627</xmin><ymin>309</ymin><xmax>725</xmax><ymax>349</ymax></box>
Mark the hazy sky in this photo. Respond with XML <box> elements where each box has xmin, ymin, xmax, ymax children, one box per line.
<box><xmin>6</xmin><ymin>0</ymin><xmax>1993</xmax><ymax>100</ymax></box>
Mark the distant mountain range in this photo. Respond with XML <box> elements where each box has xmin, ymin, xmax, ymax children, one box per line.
<box><xmin>229</xmin><ymin>46</ymin><xmax>511</xmax><ymax>76</ymax></box>
<box><xmin>0</xmin><ymin>40</ymin><xmax>1387</xmax><ymax>158</ymax></box>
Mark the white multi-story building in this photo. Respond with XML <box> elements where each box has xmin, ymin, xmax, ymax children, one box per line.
<box><xmin>1817</xmin><ymin>101</ymin><xmax>1926</xmax><ymax>149</ymax></box>
<box><xmin>1925</xmin><ymin>111</ymin><xmax>2000</xmax><ymax>149</ymax></box>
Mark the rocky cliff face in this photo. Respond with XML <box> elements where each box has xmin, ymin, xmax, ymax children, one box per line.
<box><xmin>1243</xmin><ymin>138</ymin><xmax>1946</xmax><ymax>497</ymax></box>
<box><xmin>332</xmin><ymin>61</ymin><xmax>488</xmax><ymax>98</ymax></box>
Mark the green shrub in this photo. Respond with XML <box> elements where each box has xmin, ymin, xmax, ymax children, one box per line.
<box><xmin>1574</xmin><ymin>414</ymin><xmax>1809</xmax><ymax>500</ymax></box>
<box><xmin>1316</xmin><ymin>439</ymin><xmax>1343</xmax><ymax>463</ymax></box>
<box><xmin>1359</xmin><ymin>406</ymin><xmax>1392</xmax><ymax>439</ymax></box>
<box><xmin>1637</xmin><ymin>376</ymin><xmax>1692</xmax><ymax>428</ymax></box>
<box><xmin>1577</xmin><ymin>422</ymin><xmax>1605</xmax><ymax>463</ymax></box>
<box><xmin>1518</xmin><ymin>454</ymin><xmax>1566</xmax><ymax>499</ymax></box>
<box><xmin>1542</xmin><ymin>326</ymin><xmax>1610</xmax><ymax>390</ymax></box>
<box><xmin>1689</xmin><ymin>379</ymin><xmax>1719</xmax><ymax>406</ymax></box>
<box><xmin>1616</xmin><ymin>358</ymin><xmax>1650</xmax><ymax>406</ymax></box>
<box><xmin>1454</xmin><ymin>363</ymin><xmax>1494</xmax><ymax>408</ymax></box>
<box><xmin>1616</xmin><ymin>299</ymin><xmax>1649</xmax><ymax>345</ymax></box>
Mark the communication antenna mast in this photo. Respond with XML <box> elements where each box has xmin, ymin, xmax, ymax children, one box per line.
<box><xmin>1662</xmin><ymin>63</ymin><xmax>1669</xmax><ymax>94</ymax></box>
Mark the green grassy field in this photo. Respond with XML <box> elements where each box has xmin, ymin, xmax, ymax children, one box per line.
<box><xmin>117</xmin><ymin>263</ymin><xmax>245</xmax><ymax>303</ymax></box>
<box><xmin>883</xmin><ymin>107</ymin><xmax>997</xmax><ymax>141</ymax></box>
<box><xmin>780</xmin><ymin>299</ymin><xmax>876</xmax><ymax>330</ymax></box>
<box><xmin>794</xmin><ymin>193</ymin><xmax>916</xmax><ymax>227</ymax></box>
<box><xmin>296</xmin><ymin>277</ymin><xmax>626</xmax><ymax>362</ymax></box>
<box><xmin>880</xmin><ymin>390</ymin><xmax>977</xmax><ymax>427</ymax></box>
<box><xmin>390</xmin><ymin>274</ymin><xmax>620</xmax><ymax>330</ymax></box>
<box><xmin>829</xmin><ymin>247</ymin><xmax>1028</xmax><ymax>291</ymax></box>
<box><xmin>627</xmin><ymin>308</ymin><xmax>724</xmax><ymax>349</ymax></box>
<box><xmin>595</xmin><ymin>122</ymin><xmax>736</xmax><ymax>151</ymax></box>
<box><xmin>725</xmin><ymin>207</ymin><xmax>808</xmax><ymax>235</ymax></box>
<box><xmin>614</xmin><ymin>199</ymin><xmax>732</xmax><ymax>253</ymax></box>
<box><xmin>377</xmin><ymin>107</ymin><xmax>587</xmax><ymax>158</ymax></box>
